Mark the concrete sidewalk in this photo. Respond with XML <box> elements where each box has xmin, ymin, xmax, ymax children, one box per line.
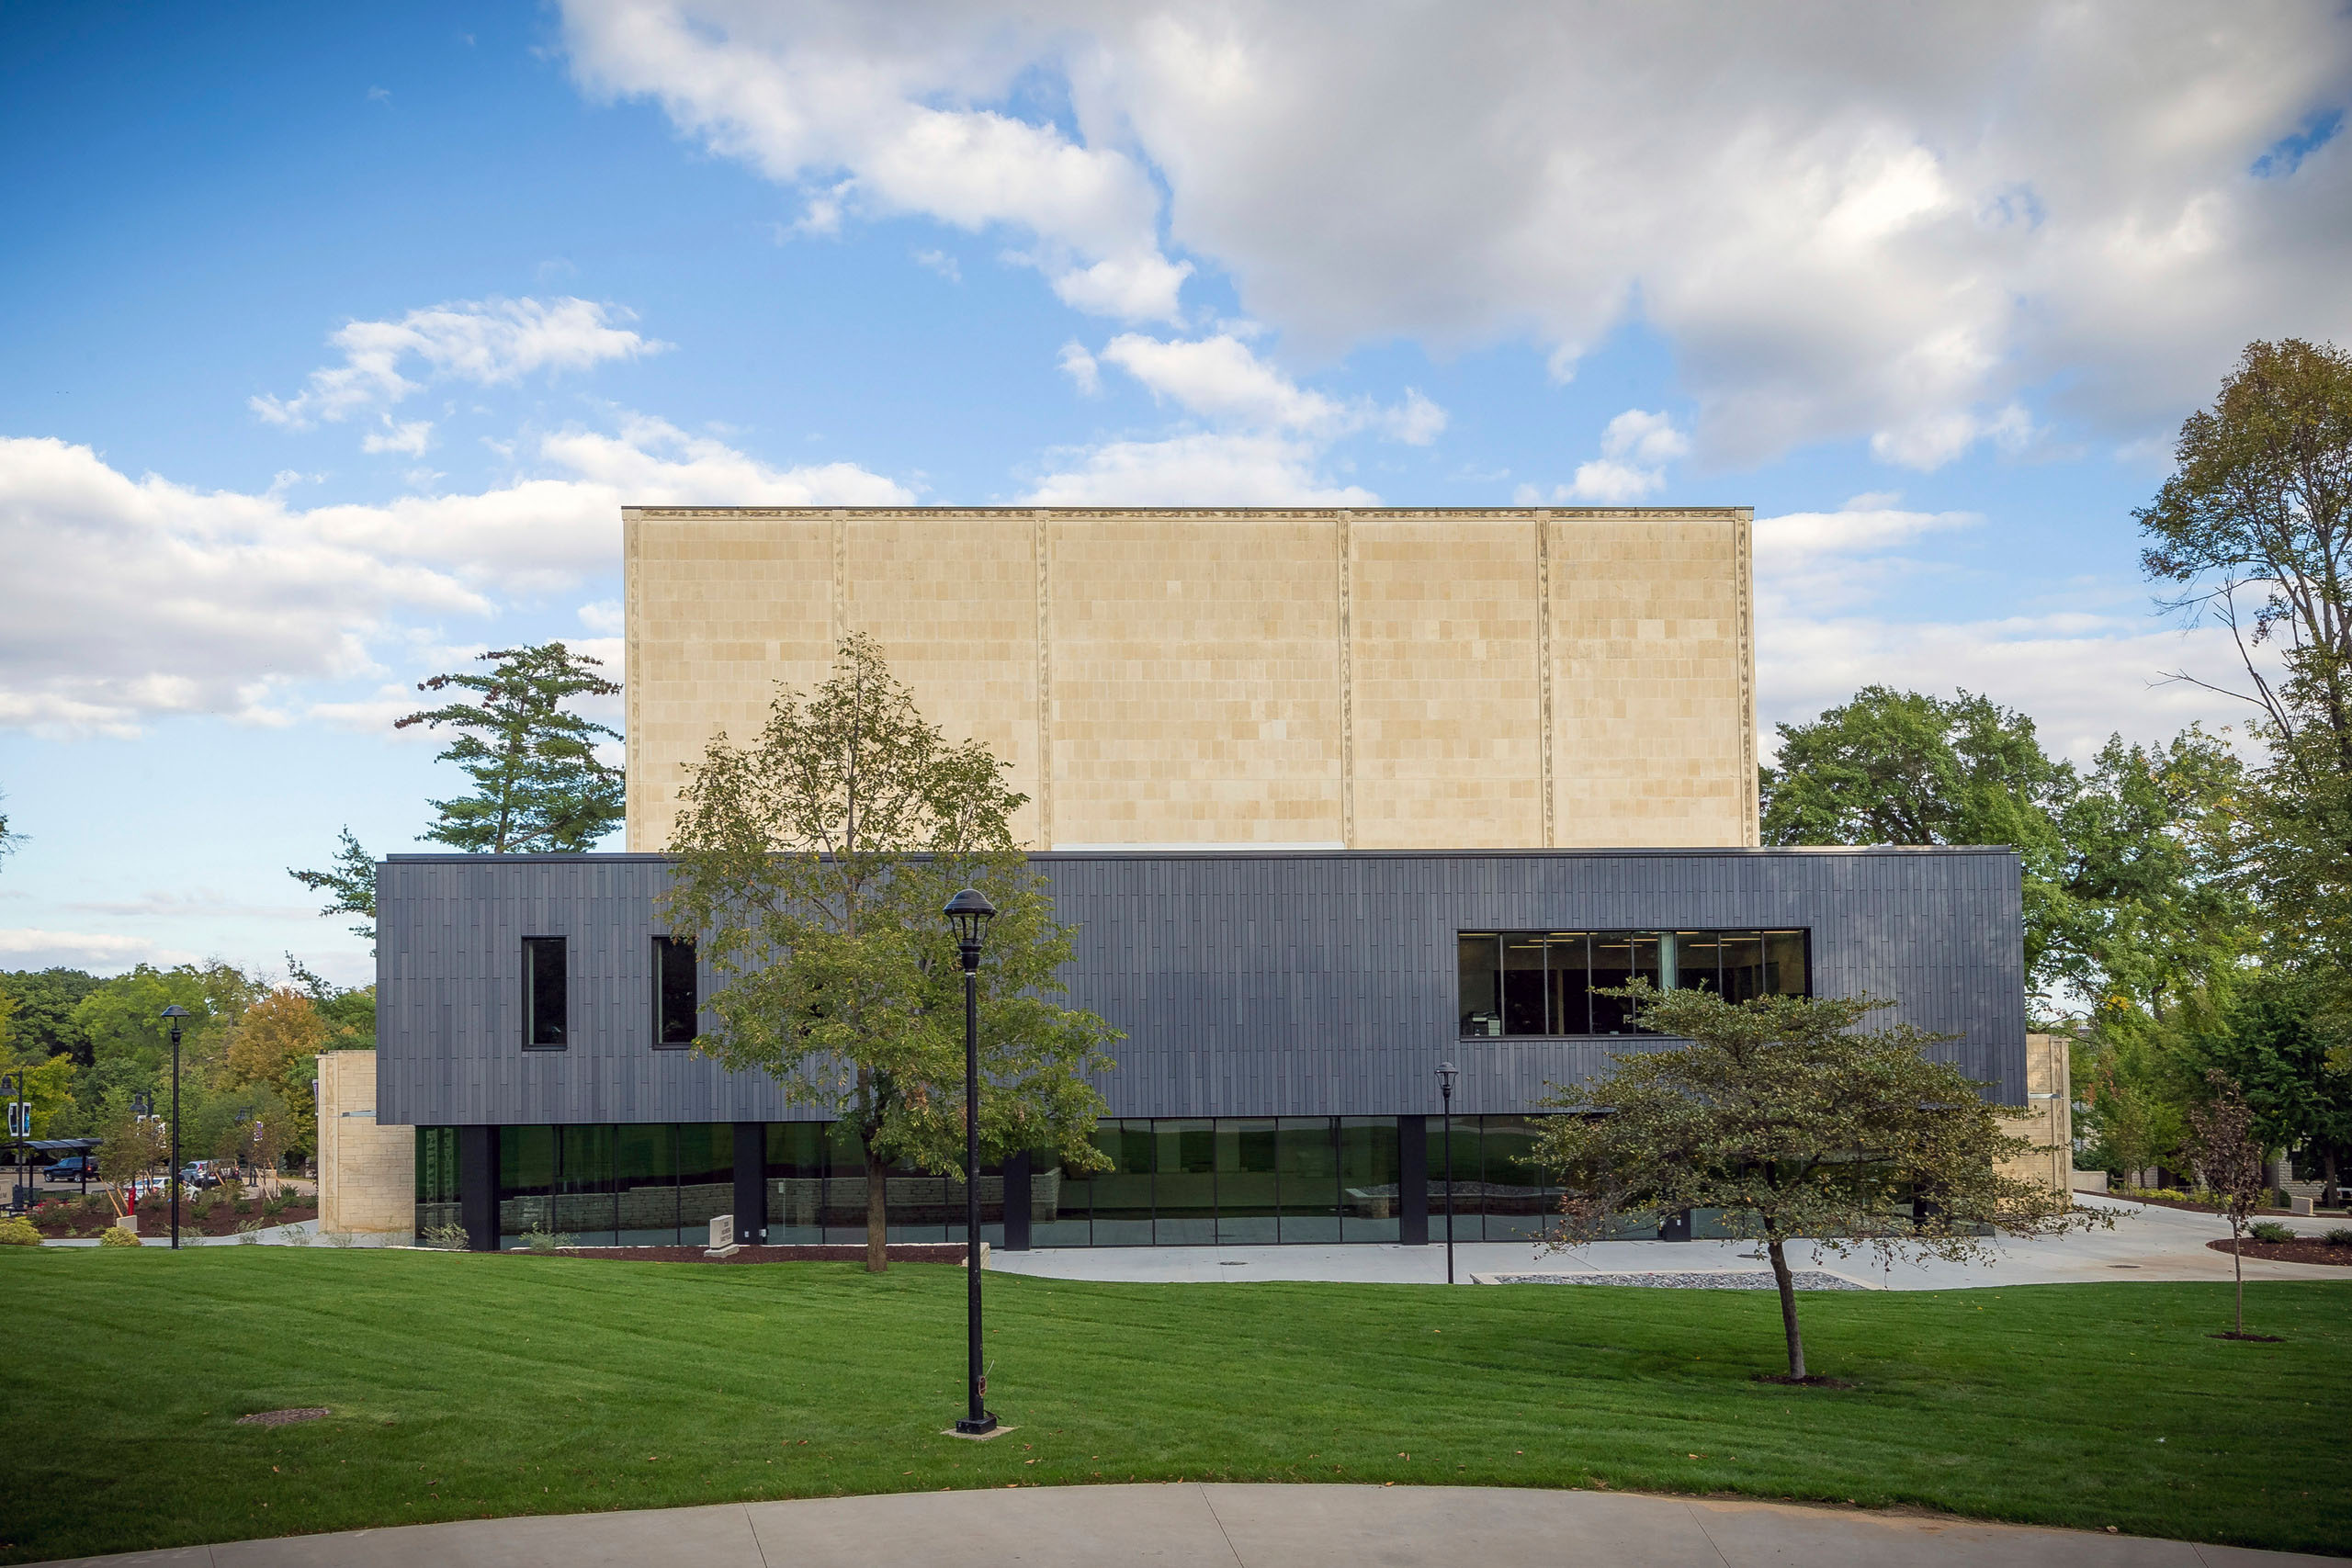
<box><xmin>990</xmin><ymin>1194</ymin><xmax>2352</xmax><ymax>1289</ymax></box>
<box><xmin>32</xmin><ymin>1483</ymin><xmax>2333</xmax><ymax>1567</ymax></box>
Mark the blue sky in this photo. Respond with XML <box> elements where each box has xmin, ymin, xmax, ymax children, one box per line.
<box><xmin>4</xmin><ymin>1</ymin><xmax>2348</xmax><ymax>984</ymax></box>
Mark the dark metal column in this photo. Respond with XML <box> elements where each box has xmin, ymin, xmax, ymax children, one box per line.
<box><xmin>732</xmin><ymin>1122</ymin><xmax>767</xmax><ymax>1245</ymax></box>
<box><xmin>459</xmin><ymin>1125</ymin><xmax>498</xmax><ymax>1251</ymax></box>
<box><xmin>1398</xmin><ymin>1115</ymin><xmax>1429</xmax><ymax>1247</ymax></box>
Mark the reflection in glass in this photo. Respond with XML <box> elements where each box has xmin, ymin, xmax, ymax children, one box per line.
<box><xmin>615</xmin><ymin>1122</ymin><xmax>677</xmax><ymax>1246</ymax></box>
<box><xmin>414</xmin><ymin>1126</ymin><xmax>459</xmax><ymax>1240</ymax></box>
<box><xmin>653</xmin><ymin>936</ymin><xmax>697</xmax><ymax>1046</ymax></box>
<box><xmin>1092</xmin><ymin>1120</ymin><xmax>1155</xmax><ymax>1246</ymax></box>
<box><xmin>1217</xmin><ymin>1120</ymin><xmax>1279</xmax><ymax>1243</ymax></box>
<box><xmin>677</xmin><ymin>1122</ymin><xmax>731</xmax><ymax>1240</ymax></box>
<box><xmin>765</xmin><ymin>1122</ymin><xmax>825</xmax><ymax>1244</ymax></box>
<box><xmin>1477</xmin><ymin>1116</ymin><xmax>1560</xmax><ymax>1241</ymax></box>
<box><xmin>523</xmin><ymin>937</ymin><xmax>567</xmax><ymax>1047</ymax></box>
<box><xmin>1719</xmin><ymin>931</ymin><xmax>1765</xmax><ymax>1002</ymax></box>
<box><xmin>1458</xmin><ymin>934</ymin><xmax>1501</xmax><ymax>1036</ymax></box>
<box><xmin>1338</xmin><ymin>1118</ymin><xmax>1400</xmax><ymax>1242</ymax></box>
<box><xmin>1154</xmin><ymin>1121</ymin><xmax>1216</xmax><ymax>1245</ymax></box>
<box><xmin>1589</xmin><ymin>932</ymin><xmax>1637</xmax><ymax>1033</ymax></box>
<box><xmin>820</xmin><ymin>1121</ymin><xmax>867</xmax><ymax>1241</ymax></box>
<box><xmin>559</xmin><ymin>1123</ymin><xmax>617</xmax><ymax>1246</ymax></box>
<box><xmin>1764</xmin><ymin>930</ymin><xmax>1809</xmax><ymax>997</ymax></box>
<box><xmin>1503</xmin><ymin>936</ymin><xmax>1548</xmax><ymax>1035</ymax></box>
<box><xmin>1034</xmin><ymin>1153</ymin><xmax>1092</xmax><ymax>1247</ymax></box>
<box><xmin>1276</xmin><ymin>1118</ymin><xmax>1340</xmax><ymax>1243</ymax></box>
<box><xmin>1426</xmin><ymin>1113</ymin><xmax>1479</xmax><ymax>1244</ymax></box>
<box><xmin>1545</xmin><ymin>934</ymin><xmax>1590</xmax><ymax>1036</ymax></box>
<box><xmin>498</xmin><ymin>1124</ymin><xmax>554</xmax><ymax>1245</ymax></box>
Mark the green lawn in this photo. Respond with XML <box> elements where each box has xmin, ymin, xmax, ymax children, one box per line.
<box><xmin>2</xmin><ymin>1252</ymin><xmax>2346</xmax><ymax>1562</ymax></box>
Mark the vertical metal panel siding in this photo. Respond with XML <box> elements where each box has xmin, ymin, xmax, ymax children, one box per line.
<box><xmin>375</xmin><ymin>848</ymin><xmax>2028</xmax><ymax>1125</ymax></box>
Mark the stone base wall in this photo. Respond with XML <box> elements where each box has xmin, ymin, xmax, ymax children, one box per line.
<box><xmin>317</xmin><ymin>1051</ymin><xmax>413</xmax><ymax>1235</ymax></box>
<box><xmin>1996</xmin><ymin>1032</ymin><xmax>2074</xmax><ymax>1196</ymax></box>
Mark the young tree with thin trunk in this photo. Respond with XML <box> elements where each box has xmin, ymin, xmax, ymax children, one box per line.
<box><xmin>2185</xmin><ymin>1068</ymin><xmax>2271</xmax><ymax>1338</ymax></box>
<box><xmin>662</xmin><ymin>636</ymin><xmax>1117</xmax><ymax>1273</ymax></box>
<box><xmin>1533</xmin><ymin>984</ymin><xmax>2094</xmax><ymax>1382</ymax></box>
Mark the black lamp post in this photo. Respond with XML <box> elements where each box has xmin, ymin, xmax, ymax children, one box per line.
<box><xmin>2</xmin><ymin>1071</ymin><xmax>22</xmax><ymax>1214</ymax></box>
<box><xmin>1436</xmin><ymin>1061</ymin><xmax>1459</xmax><ymax>1284</ymax></box>
<box><xmin>944</xmin><ymin>887</ymin><xmax>999</xmax><ymax>1436</ymax></box>
<box><xmin>160</xmin><ymin>1006</ymin><xmax>190</xmax><ymax>1250</ymax></box>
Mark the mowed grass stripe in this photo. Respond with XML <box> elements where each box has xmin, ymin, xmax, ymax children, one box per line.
<box><xmin>0</xmin><ymin>1250</ymin><xmax>2344</xmax><ymax>1562</ymax></box>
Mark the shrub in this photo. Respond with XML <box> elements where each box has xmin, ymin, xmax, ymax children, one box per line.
<box><xmin>236</xmin><ymin>1219</ymin><xmax>266</xmax><ymax>1245</ymax></box>
<box><xmin>522</xmin><ymin>1225</ymin><xmax>574</xmax><ymax>1254</ymax></box>
<box><xmin>2324</xmin><ymin>1228</ymin><xmax>2352</xmax><ymax>1247</ymax></box>
<box><xmin>97</xmin><ymin>1227</ymin><xmax>141</xmax><ymax>1247</ymax></box>
<box><xmin>422</xmin><ymin>1222</ymin><xmax>471</xmax><ymax>1251</ymax></box>
<box><xmin>0</xmin><ymin>1216</ymin><xmax>41</xmax><ymax>1247</ymax></box>
<box><xmin>261</xmin><ymin>1191</ymin><xmax>289</xmax><ymax>1219</ymax></box>
<box><xmin>2248</xmin><ymin>1221</ymin><xmax>2297</xmax><ymax>1244</ymax></box>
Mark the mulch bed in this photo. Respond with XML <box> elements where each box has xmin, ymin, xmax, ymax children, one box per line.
<box><xmin>28</xmin><ymin>1196</ymin><xmax>317</xmax><ymax>1239</ymax></box>
<box><xmin>2207</xmin><ymin>1237</ymin><xmax>2352</xmax><ymax>1267</ymax></box>
<box><xmin>524</xmin><ymin>1243</ymin><xmax>975</xmax><ymax>1265</ymax></box>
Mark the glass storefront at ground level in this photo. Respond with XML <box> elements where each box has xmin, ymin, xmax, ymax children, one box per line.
<box><xmin>418</xmin><ymin>1115</ymin><xmax>1600</xmax><ymax>1247</ymax></box>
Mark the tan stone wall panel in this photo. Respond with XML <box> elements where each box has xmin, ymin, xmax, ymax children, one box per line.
<box><xmin>624</xmin><ymin>508</ymin><xmax>1758</xmax><ymax>852</ymax></box>
<box><xmin>316</xmin><ymin>1050</ymin><xmax>414</xmax><ymax>1236</ymax></box>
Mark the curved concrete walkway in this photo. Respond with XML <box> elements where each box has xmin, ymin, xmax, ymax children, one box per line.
<box><xmin>34</xmin><ymin>1483</ymin><xmax>2335</xmax><ymax>1567</ymax></box>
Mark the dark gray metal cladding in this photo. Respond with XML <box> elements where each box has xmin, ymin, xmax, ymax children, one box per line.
<box><xmin>374</xmin><ymin>846</ymin><xmax>2028</xmax><ymax>1127</ymax></box>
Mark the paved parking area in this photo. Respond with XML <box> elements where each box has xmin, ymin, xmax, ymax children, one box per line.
<box><xmin>32</xmin><ymin>1483</ymin><xmax>2334</xmax><ymax>1567</ymax></box>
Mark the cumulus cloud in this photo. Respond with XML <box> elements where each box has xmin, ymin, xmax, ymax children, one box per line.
<box><xmin>0</xmin><ymin>928</ymin><xmax>201</xmax><ymax>972</ymax></box>
<box><xmin>1020</xmin><ymin>432</ymin><xmax>1376</xmax><ymax>505</ymax></box>
<box><xmin>556</xmin><ymin>1</ymin><xmax>2352</xmax><ymax>465</ymax></box>
<box><xmin>252</xmin><ymin>296</ymin><xmax>665</xmax><ymax>429</ymax></box>
<box><xmin>560</xmin><ymin>1</ymin><xmax>1192</xmax><ymax>321</ymax></box>
<box><xmin>1057</xmin><ymin>341</ymin><xmax>1102</xmax><ymax>395</ymax></box>
<box><xmin>0</xmin><ymin>423</ymin><xmax>910</xmax><ymax>735</ymax></box>
<box><xmin>1093</xmin><ymin>332</ymin><xmax>1445</xmax><ymax>444</ymax></box>
<box><xmin>1519</xmin><ymin>409</ymin><xmax>1691</xmax><ymax>502</ymax></box>
<box><xmin>361</xmin><ymin>416</ymin><xmax>435</xmax><ymax>456</ymax></box>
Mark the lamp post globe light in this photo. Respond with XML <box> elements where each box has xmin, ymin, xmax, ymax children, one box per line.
<box><xmin>160</xmin><ymin>1006</ymin><xmax>191</xmax><ymax>1250</ymax></box>
<box><xmin>1436</xmin><ymin>1062</ymin><xmax>1459</xmax><ymax>1284</ymax></box>
<box><xmin>943</xmin><ymin>886</ymin><xmax>999</xmax><ymax>1437</ymax></box>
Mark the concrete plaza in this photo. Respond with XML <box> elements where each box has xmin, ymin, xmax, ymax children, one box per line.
<box><xmin>32</xmin><ymin>1483</ymin><xmax>2335</xmax><ymax>1568</ymax></box>
<box><xmin>990</xmin><ymin>1194</ymin><xmax>2352</xmax><ymax>1289</ymax></box>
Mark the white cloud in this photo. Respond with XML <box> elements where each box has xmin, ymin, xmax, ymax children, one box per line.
<box><xmin>0</xmin><ymin>928</ymin><xmax>200</xmax><ymax>972</ymax></box>
<box><xmin>578</xmin><ymin>599</ymin><xmax>625</xmax><ymax>634</ymax></box>
<box><xmin>252</xmin><ymin>296</ymin><xmax>665</xmax><ymax>430</ymax></box>
<box><xmin>361</xmin><ymin>416</ymin><xmax>435</xmax><ymax>456</ymax></box>
<box><xmin>1093</xmin><ymin>332</ymin><xmax>1445</xmax><ymax>445</ymax></box>
<box><xmin>559</xmin><ymin>1</ymin><xmax>1192</xmax><ymax>321</ymax></box>
<box><xmin>912</xmin><ymin>248</ymin><xmax>962</xmax><ymax>282</ymax></box>
<box><xmin>556</xmin><ymin>2</ymin><xmax>2352</xmax><ymax>462</ymax></box>
<box><xmin>1057</xmin><ymin>341</ymin><xmax>1102</xmax><ymax>395</ymax></box>
<box><xmin>0</xmin><ymin>422</ymin><xmax>910</xmax><ymax>735</ymax></box>
<box><xmin>1021</xmin><ymin>433</ymin><xmax>1376</xmax><ymax>505</ymax></box>
<box><xmin>1522</xmin><ymin>408</ymin><xmax>1691</xmax><ymax>502</ymax></box>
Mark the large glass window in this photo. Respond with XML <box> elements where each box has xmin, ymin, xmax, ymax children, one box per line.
<box><xmin>653</xmin><ymin>937</ymin><xmax>696</xmax><ymax>1047</ymax></box>
<box><xmin>1216</xmin><ymin>1120</ymin><xmax>1280</xmax><ymax>1244</ymax></box>
<box><xmin>1462</xmin><ymin>929</ymin><xmax>1809</xmax><ymax>1036</ymax></box>
<box><xmin>1338</xmin><ymin>1118</ymin><xmax>1400</xmax><ymax>1242</ymax></box>
<box><xmin>413</xmin><ymin>1127</ymin><xmax>458</xmax><ymax>1241</ymax></box>
<box><xmin>615</xmin><ymin>1122</ymin><xmax>677</xmax><ymax>1246</ymax></box>
<box><xmin>1154</xmin><ymin>1120</ymin><xmax>1216</xmax><ymax>1245</ymax></box>
<box><xmin>764</xmin><ymin>1122</ymin><xmax>826</xmax><ymax>1244</ymax></box>
<box><xmin>1276</xmin><ymin>1118</ymin><xmax>1340</xmax><ymax>1243</ymax></box>
<box><xmin>1091</xmin><ymin>1121</ymin><xmax>1155</xmax><ymax>1246</ymax></box>
<box><xmin>676</xmin><ymin>1123</ymin><xmax>732</xmax><ymax>1240</ymax></box>
<box><xmin>523</xmin><ymin>937</ymin><xmax>567</xmax><ymax>1048</ymax></box>
<box><xmin>498</xmin><ymin>1124</ymin><xmax>555</xmax><ymax>1246</ymax></box>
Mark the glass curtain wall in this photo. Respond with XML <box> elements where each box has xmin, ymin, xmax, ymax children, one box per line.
<box><xmin>1463</xmin><ymin>930</ymin><xmax>1810</xmax><ymax>1037</ymax></box>
<box><xmin>414</xmin><ymin>1126</ymin><xmax>459</xmax><ymax>1239</ymax></box>
<box><xmin>1022</xmin><ymin>1117</ymin><xmax>1403</xmax><ymax>1246</ymax></box>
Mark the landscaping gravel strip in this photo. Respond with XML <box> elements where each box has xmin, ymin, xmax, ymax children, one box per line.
<box><xmin>1483</xmin><ymin>1269</ymin><xmax>1867</xmax><ymax>1290</ymax></box>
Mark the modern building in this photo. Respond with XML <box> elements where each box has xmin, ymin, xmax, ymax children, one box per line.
<box><xmin>326</xmin><ymin>508</ymin><xmax>2058</xmax><ymax>1248</ymax></box>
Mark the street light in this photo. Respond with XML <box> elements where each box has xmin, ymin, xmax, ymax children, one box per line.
<box><xmin>1436</xmin><ymin>1061</ymin><xmax>1460</xmax><ymax>1284</ymax></box>
<box><xmin>2</xmin><ymin>1071</ymin><xmax>22</xmax><ymax>1215</ymax></box>
<box><xmin>944</xmin><ymin>886</ymin><xmax>998</xmax><ymax>1437</ymax></box>
<box><xmin>160</xmin><ymin>1006</ymin><xmax>191</xmax><ymax>1250</ymax></box>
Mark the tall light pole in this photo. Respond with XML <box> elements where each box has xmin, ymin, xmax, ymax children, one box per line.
<box><xmin>3</xmin><ymin>1071</ymin><xmax>22</xmax><ymax>1214</ymax></box>
<box><xmin>160</xmin><ymin>1006</ymin><xmax>191</xmax><ymax>1250</ymax></box>
<box><xmin>1436</xmin><ymin>1061</ymin><xmax>1459</xmax><ymax>1284</ymax></box>
<box><xmin>944</xmin><ymin>887</ymin><xmax>998</xmax><ymax>1437</ymax></box>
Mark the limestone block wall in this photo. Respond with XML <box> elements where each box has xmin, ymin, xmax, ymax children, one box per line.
<box><xmin>625</xmin><ymin>508</ymin><xmax>1757</xmax><ymax>853</ymax></box>
<box><xmin>316</xmin><ymin>1050</ymin><xmax>414</xmax><ymax>1235</ymax></box>
<box><xmin>1996</xmin><ymin>1032</ymin><xmax>2075</xmax><ymax>1196</ymax></box>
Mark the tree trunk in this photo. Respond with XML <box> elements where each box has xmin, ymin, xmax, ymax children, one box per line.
<box><xmin>1766</xmin><ymin>1235</ymin><xmax>1806</xmax><ymax>1379</ymax></box>
<box><xmin>2231</xmin><ymin>1219</ymin><xmax>2244</xmax><ymax>1336</ymax></box>
<box><xmin>2321</xmin><ymin>1146</ymin><xmax>2340</xmax><ymax>1211</ymax></box>
<box><xmin>865</xmin><ymin>1147</ymin><xmax>890</xmax><ymax>1273</ymax></box>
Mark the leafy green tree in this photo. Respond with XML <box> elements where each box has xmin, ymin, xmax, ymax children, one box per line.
<box><xmin>397</xmin><ymin>643</ymin><xmax>624</xmax><ymax>853</ymax></box>
<box><xmin>288</xmin><ymin>829</ymin><xmax>378</xmax><ymax>943</ymax></box>
<box><xmin>0</xmin><ymin>969</ymin><xmax>101</xmax><ymax>1066</ymax></box>
<box><xmin>1533</xmin><ymin>984</ymin><xmax>2088</xmax><ymax>1381</ymax></box>
<box><xmin>663</xmin><ymin>635</ymin><xmax>1118</xmax><ymax>1273</ymax></box>
<box><xmin>1760</xmin><ymin>686</ymin><xmax>2074</xmax><ymax>990</ymax></box>
<box><xmin>2190</xmin><ymin>970</ymin><xmax>2352</xmax><ymax>1206</ymax></box>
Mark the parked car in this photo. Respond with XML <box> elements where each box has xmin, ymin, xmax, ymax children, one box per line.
<box><xmin>179</xmin><ymin>1161</ymin><xmax>223</xmax><ymax>1190</ymax></box>
<box><xmin>44</xmin><ymin>1155</ymin><xmax>97</xmax><ymax>1183</ymax></box>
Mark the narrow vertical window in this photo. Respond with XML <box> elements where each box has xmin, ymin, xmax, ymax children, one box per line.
<box><xmin>653</xmin><ymin>936</ymin><xmax>697</xmax><ymax>1047</ymax></box>
<box><xmin>523</xmin><ymin>937</ymin><xmax>568</xmax><ymax>1048</ymax></box>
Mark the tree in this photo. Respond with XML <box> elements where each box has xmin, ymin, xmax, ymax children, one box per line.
<box><xmin>397</xmin><ymin>643</ymin><xmax>625</xmax><ymax>853</ymax></box>
<box><xmin>1760</xmin><ymin>687</ymin><xmax>2074</xmax><ymax>992</ymax></box>
<box><xmin>288</xmin><ymin>829</ymin><xmax>378</xmax><ymax>943</ymax></box>
<box><xmin>1532</xmin><ymin>984</ymin><xmax>2088</xmax><ymax>1381</ymax></box>
<box><xmin>0</xmin><ymin>969</ymin><xmax>101</xmax><ymax>1066</ymax></box>
<box><xmin>96</xmin><ymin>1107</ymin><xmax>167</xmax><ymax>1220</ymax></box>
<box><xmin>2191</xmin><ymin>971</ymin><xmax>2352</xmax><ymax>1207</ymax></box>
<box><xmin>663</xmin><ymin>635</ymin><xmax>1118</xmax><ymax>1273</ymax></box>
<box><xmin>2184</xmin><ymin>1070</ymin><xmax>2272</xmax><ymax>1338</ymax></box>
<box><xmin>226</xmin><ymin>988</ymin><xmax>329</xmax><ymax>1089</ymax></box>
<box><xmin>2140</xmin><ymin>338</ymin><xmax>2352</xmax><ymax>1037</ymax></box>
